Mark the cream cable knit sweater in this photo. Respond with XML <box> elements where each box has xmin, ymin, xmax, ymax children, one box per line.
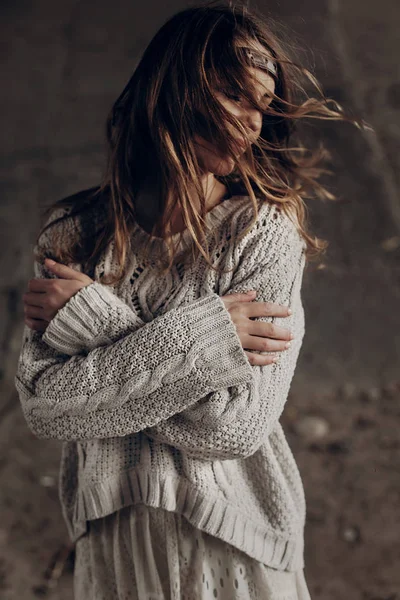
<box><xmin>15</xmin><ymin>188</ymin><xmax>307</xmax><ymax>572</ymax></box>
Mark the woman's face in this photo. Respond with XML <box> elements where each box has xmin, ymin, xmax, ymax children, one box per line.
<box><xmin>193</xmin><ymin>66</ymin><xmax>276</xmax><ymax>177</ymax></box>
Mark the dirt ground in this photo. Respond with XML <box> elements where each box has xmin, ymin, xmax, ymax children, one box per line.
<box><xmin>283</xmin><ymin>383</ymin><xmax>400</xmax><ymax>599</ymax></box>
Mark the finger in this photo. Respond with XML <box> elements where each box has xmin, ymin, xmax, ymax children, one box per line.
<box><xmin>44</xmin><ymin>259</ymin><xmax>85</xmax><ymax>281</ymax></box>
<box><xmin>24</xmin><ymin>304</ymin><xmax>47</xmax><ymax>320</ymax></box>
<box><xmin>244</xmin><ymin>350</ymin><xmax>278</xmax><ymax>366</ymax></box>
<box><xmin>266</xmin><ymin>324</ymin><xmax>293</xmax><ymax>341</ymax></box>
<box><xmin>243</xmin><ymin>331</ymin><xmax>292</xmax><ymax>352</ymax></box>
<box><xmin>25</xmin><ymin>317</ymin><xmax>47</xmax><ymax>333</ymax></box>
<box><xmin>247</xmin><ymin>322</ymin><xmax>293</xmax><ymax>341</ymax></box>
<box><xmin>247</xmin><ymin>301</ymin><xmax>291</xmax><ymax>318</ymax></box>
<box><xmin>23</xmin><ymin>292</ymin><xmax>46</xmax><ymax>307</ymax></box>
<box><xmin>242</xmin><ymin>333</ymin><xmax>290</xmax><ymax>352</ymax></box>
<box><xmin>28</xmin><ymin>278</ymin><xmax>50</xmax><ymax>292</ymax></box>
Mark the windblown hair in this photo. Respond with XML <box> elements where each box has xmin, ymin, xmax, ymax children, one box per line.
<box><xmin>36</xmin><ymin>0</ymin><xmax>368</xmax><ymax>285</ymax></box>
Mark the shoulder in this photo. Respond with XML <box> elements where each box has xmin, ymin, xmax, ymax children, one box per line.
<box><xmin>37</xmin><ymin>186</ymin><xmax>105</xmax><ymax>245</ymax></box>
<box><xmin>33</xmin><ymin>186</ymin><xmax>107</xmax><ymax>276</ymax></box>
<box><xmin>233</xmin><ymin>198</ymin><xmax>306</xmax><ymax>259</ymax></box>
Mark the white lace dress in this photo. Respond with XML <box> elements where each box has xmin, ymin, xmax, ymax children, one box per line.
<box><xmin>73</xmin><ymin>503</ymin><xmax>312</xmax><ymax>600</ymax></box>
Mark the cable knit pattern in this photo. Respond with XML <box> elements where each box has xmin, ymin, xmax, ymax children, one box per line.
<box><xmin>41</xmin><ymin>281</ymin><xmax>146</xmax><ymax>354</ymax></box>
<box><xmin>15</xmin><ymin>189</ymin><xmax>307</xmax><ymax>572</ymax></box>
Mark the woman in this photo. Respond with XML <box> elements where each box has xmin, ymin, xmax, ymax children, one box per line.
<box><xmin>16</xmin><ymin>2</ymin><xmax>364</xmax><ymax>598</ymax></box>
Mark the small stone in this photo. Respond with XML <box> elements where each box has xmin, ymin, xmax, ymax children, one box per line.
<box><xmin>39</xmin><ymin>475</ymin><xmax>56</xmax><ymax>488</ymax></box>
<box><xmin>380</xmin><ymin>236</ymin><xmax>400</xmax><ymax>251</ymax></box>
<box><xmin>294</xmin><ymin>416</ymin><xmax>330</xmax><ymax>441</ymax></box>
<box><xmin>342</xmin><ymin>525</ymin><xmax>361</xmax><ymax>543</ymax></box>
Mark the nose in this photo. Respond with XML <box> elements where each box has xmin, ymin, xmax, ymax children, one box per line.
<box><xmin>245</xmin><ymin>108</ymin><xmax>262</xmax><ymax>139</ymax></box>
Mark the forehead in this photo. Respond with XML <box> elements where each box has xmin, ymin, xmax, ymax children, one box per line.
<box><xmin>211</xmin><ymin>39</ymin><xmax>277</xmax><ymax>93</ymax></box>
<box><xmin>236</xmin><ymin>40</ymin><xmax>277</xmax><ymax>90</ymax></box>
<box><xmin>248</xmin><ymin>66</ymin><xmax>276</xmax><ymax>92</ymax></box>
<box><xmin>214</xmin><ymin>66</ymin><xmax>276</xmax><ymax>96</ymax></box>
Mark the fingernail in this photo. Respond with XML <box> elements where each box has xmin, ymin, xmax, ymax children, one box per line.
<box><xmin>247</xmin><ymin>290</ymin><xmax>256</xmax><ymax>295</ymax></box>
<box><xmin>45</xmin><ymin>259</ymin><xmax>55</xmax><ymax>266</ymax></box>
<box><xmin>287</xmin><ymin>308</ymin><xmax>292</xmax><ymax>315</ymax></box>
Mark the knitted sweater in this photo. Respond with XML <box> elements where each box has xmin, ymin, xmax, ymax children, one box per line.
<box><xmin>15</xmin><ymin>186</ymin><xmax>307</xmax><ymax>572</ymax></box>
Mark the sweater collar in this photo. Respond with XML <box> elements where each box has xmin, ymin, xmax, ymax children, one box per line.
<box><xmin>130</xmin><ymin>194</ymin><xmax>252</xmax><ymax>264</ymax></box>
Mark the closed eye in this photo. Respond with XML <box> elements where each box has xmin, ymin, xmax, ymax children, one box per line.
<box><xmin>222</xmin><ymin>91</ymin><xmax>242</xmax><ymax>102</ymax></box>
<box><xmin>222</xmin><ymin>90</ymin><xmax>273</xmax><ymax>107</ymax></box>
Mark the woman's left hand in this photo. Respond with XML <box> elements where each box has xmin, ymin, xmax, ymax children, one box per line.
<box><xmin>23</xmin><ymin>258</ymin><xmax>94</xmax><ymax>333</ymax></box>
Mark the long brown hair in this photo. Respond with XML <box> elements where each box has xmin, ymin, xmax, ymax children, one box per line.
<box><xmin>36</xmin><ymin>0</ymin><xmax>368</xmax><ymax>285</ymax></box>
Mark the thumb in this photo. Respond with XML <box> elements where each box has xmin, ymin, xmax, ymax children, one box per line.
<box><xmin>44</xmin><ymin>258</ymin><xmax>84</xmax><ymax>280</ymax></box>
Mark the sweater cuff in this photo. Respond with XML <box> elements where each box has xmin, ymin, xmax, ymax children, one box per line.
<box><xmin>174</xmin><ymin>293</ymin><xmax>254</xmax><ymax>388</ymax></box>
<box><xmin>42</xmin><ymin>282</ymin><xmax>141</xmax><ymax>355</ymax></box>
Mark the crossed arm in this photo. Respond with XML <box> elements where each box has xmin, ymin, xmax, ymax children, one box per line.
<box><xmin>16</xmin><ymin>206</ymin><xmax>305</xmax><ymax>459</ymax></box>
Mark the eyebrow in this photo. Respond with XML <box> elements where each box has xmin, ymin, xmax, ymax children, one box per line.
<box><xmin>224</xmin><ymin>90</ymin><xmax>274</xmax><ymax>105</ymax></box>
<box><xmin>221</xmin><ymin>85</ymin><xmax>273</xmax><ymax>96</ymax></box>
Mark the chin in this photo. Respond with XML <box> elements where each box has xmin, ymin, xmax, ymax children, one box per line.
<box><xmin>211</xmin><ymin>157</ymin><xmax>238</xmax><ymax>177</ymax></box>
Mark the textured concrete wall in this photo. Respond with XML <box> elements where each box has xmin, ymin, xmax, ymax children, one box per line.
<box><xmin>0</xmin><ymin>1</ymin><xmax>399</xmax><ymax>598</ymax></box>
<box><xmin>268</xmin><ymin>0</ymin><xmax>400</xmax><ymax>395</ymax></box>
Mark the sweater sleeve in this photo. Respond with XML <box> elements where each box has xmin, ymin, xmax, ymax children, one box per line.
<box><xmin>15</xmin><ymin>291</ymin><xmax>254</xmax><ymax>441</ymax></box>
<box><xmin>30</xmin><ymin>206</ymin><xmax>147</xmax><ymax>356</ymax></box>
<box><xmin>142</xmin><ymin>208</ymin><xmax>307</xmax><ymax>460</ymax></box>
<box><xmin>41</xmin><ymin>281</ymin><xmax>146</xmax><ymax>355</ymax></box>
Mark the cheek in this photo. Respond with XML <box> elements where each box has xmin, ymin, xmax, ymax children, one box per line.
<box><xmin>194</xmin><ymin>138</ymin><xmax>221</xmax><ymax>164</ymax></box>
<box><xmin>202</xmin><ymin>146</ymin><xmax>235</xmax><ymax>169</ymax></box>
<box><xmin>193</xmin><ymin>135</ymin><xmax>238</xmax><ymax>175</ymax></box>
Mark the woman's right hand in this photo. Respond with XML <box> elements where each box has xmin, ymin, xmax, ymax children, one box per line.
<box><xmin>221</xmin><ymin>290</ymin><xmax>293</xmax><ymax>366</ymax></box>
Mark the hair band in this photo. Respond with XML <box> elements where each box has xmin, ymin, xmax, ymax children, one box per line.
<box><xmin>244</xmin><ymin>48</ymin><xmax>278</xmax><ymax>78</ymax></box>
